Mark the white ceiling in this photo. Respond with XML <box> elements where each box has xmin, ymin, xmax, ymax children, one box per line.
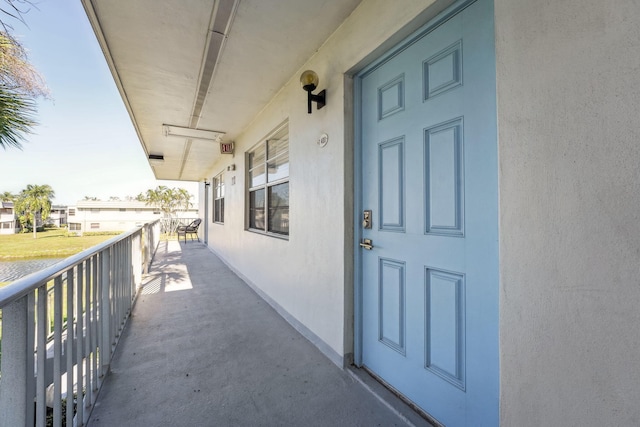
<box><xmin>82</xmin><ymin>0</ymin><xmax>363</xmax><ymax>181</ymax></box>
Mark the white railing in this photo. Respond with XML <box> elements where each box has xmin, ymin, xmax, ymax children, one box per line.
<box><xmin>159</xmin><ymin>217</ymin><xmax>199</xmax><ymax>235</ymax></box>
<box><xmin>0</xmin><ymin>220</ymin><xmax>160</xmax><ymax>426</ymax></box>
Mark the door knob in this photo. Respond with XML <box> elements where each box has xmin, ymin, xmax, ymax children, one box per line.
<box><xmin>359</xmin><ymin>238</ymin><xmax>373</xmax><ymax>250</ymax></box>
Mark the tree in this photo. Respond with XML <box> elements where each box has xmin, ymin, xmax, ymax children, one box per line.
<box><xmin>137</xmin><ymin>186</ymin><xmax>193</xmax><ymax>233</ymax></box>
<box><xmin>0</xmin><ymin>1</ymin><xmax>39</xmax><ymax>31</ymax></box>
<box><xmin>0</xmin><ymin>32</ymin><xmax>46</xmax><ymax>95</ymax></box>
<box><xmin>139</xmin><ymin>186</ymin><xmax>193</xmax><ymax>215</ymax></box>
<box><xmin>14</xmin><ymin>183</ymin><xmax>54</xmax><ymax>238</ymax></box>
<box><xmin>0</xmin><ymin>84</ymin><xmax>36</xmax><ymax>149</ymax></box>
<box><xmin>0</xmin><ymin>190</ymin><xmax>14</xmax><ymax>201</ymax></box>
<box><xmin>0</xmin><ymin>3</ymin><xmax>49</xmax><ymax>150</ymax></box>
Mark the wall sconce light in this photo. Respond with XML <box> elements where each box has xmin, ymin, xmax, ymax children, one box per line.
<box><xmin>203</xmin><ymin>180</ymin><xmax>210</xmax><ymax>187</ymax></box>
<box><xmin>300</xmin><ymin>70</ymin><xmax>326</xmax><ymax>114</ymax></box>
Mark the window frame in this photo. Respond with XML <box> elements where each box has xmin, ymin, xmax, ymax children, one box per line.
<box><xmin>246</xmin><ymin>121</ymin><xmax>290</xmax><ymax>238</ymax></box>
<box><xmin>213</xmin><ymin>171</ymin><xmax>225</xmax><ymax>224</ymax></box>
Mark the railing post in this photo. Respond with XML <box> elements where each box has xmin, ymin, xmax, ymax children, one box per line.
<box><xmin>91</xmin><ymin>256</ymin><xmax>99</xmax><ymax>393</ymax></box>
<box><xmin>53</xmin><ymin>277</ymin><xmax>63</xmax><ymax>426</ymax></box>
<box><xmin>133</xmin><ymin>232</ymin><xmax>142</xmax><ymax>291</ymax></box>
<box><xmin>0</xmin><ymin>296</ymin><xmax>29</xmax><ymax>426</ymax></box>
<box><xmin>76</xmin><ymin>263</ymin><xmax>85</xmax><ymax>425</ymax></box>
<box><xmin>143</xmin><ymin>224</ymin><xmax>151</xmax><ymax>274</ymax></box>
<box><xmin>113</xmin><ymin>242</ymin><xmax>120</xmax><ymax>336</ymax></box>
<box><xmin>36</xmin><ymin>285</ymin><xmax>48</xmax><ymax>427</ymax></box>
<box><xmin>100</xmin><ymin>248</ymin><xmax>111</xmax><ymax>374</ymax></box>
<box><xmin>66</xmin><ymin>270</ymin><xmax>75</xmax><ymax>427</ymax></box>
<box><xmin>25</xmin><ymin>292</ymin><xmax>36</xmax><ymax>425</ymax></box>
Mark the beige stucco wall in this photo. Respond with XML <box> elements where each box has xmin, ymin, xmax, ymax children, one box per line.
<box><xmin>202</xmin><ymin>0</ymin><xmax>451</xmax><ymax>361</ymax></box>
<box><xmin>495</xmin><ymin>0</ymin><xmax>640</xmax><ymax>425</ymax></box>
<box><xmin>203</xmin><ymin>0</ymin><xmax>640</xmax><ymax>423</ymax></box>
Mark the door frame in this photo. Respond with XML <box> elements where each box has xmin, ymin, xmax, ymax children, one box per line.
<box><xmin>352</xmin><ymin>0</ymin><xmax>481</xmax><ymax>368</ymax></box>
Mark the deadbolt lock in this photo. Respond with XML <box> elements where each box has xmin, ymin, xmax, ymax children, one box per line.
<box><xmin>362</xmin><ymin>210</ymin><xmax>372</xmax><ymax>229</ymax></box>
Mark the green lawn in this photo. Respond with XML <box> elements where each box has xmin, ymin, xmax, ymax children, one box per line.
<box><xmin>0</xmin><ymin>228</ymin><xmax>120</xmax><ymax>260</ymax></box>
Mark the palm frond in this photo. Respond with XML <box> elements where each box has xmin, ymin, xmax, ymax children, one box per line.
<box><xmin>0</xmin><ymin>86</ymin><xmax>36</xmax><ymax>149</ymax></box>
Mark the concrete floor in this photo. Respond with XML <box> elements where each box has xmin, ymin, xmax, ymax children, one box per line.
<box><xmin>87</xmin><ymin>240</ymin><xmax>432</xmax><ymax>427</ymax></box>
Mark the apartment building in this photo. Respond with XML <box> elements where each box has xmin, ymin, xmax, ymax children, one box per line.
<box><xmin>67</xmin><ymin>200</ymin><xmax>198</xmax><ymax>234</ymax></box>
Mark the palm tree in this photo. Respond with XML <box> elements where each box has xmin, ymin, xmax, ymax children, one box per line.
<box><xmin>175</xmin><ymin>188</ymin><xmax>193</xmax><ymax>212</ymax></box>
<box><xmin>0</xmin><ymin>31</ymin><xmax>49</xmax><ymax>150</ymax></box>
<box><xmin>14</xmin><ymin>184</ymin><xmax>55</xmax><ymax>238</ymax></box>
<box><xmin>0</xmin><ymin>86</ymin><xmax>36</xmax><ymax>149</ymax></box>
<box><xmin>138</xmin><ymin>186</ymin><xmax>193</xmax><ymax>233</ymax></box>
<box><xmin>0</xmin><ymin>190</ymin><xmax>14</xmax><ymax>201</ymax></box>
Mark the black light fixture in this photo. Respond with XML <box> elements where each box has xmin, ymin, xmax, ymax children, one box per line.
<box><xmin>300</xmin><ymin>70</ymin><xmax>326</xmax><ymax>114</ymax></box>
<box><xmin>148</xmin><ymin>154</ymin><xmax>164</xmax><ymax>164</ymax></box>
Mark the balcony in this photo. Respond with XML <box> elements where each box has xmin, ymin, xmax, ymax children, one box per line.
<box><xmin>0</xmin><ymin>224</ymin><xmax>430</xmax><ymax>426</ymax></box>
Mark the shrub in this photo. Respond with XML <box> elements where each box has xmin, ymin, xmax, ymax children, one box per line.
<box><xmin>82</xmin><ymin>231</ymin><xmax>122</xmax><ymax>236</ymax></box>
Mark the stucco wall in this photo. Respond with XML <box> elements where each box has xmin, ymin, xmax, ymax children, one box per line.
<box><xmin>496</xmin><ymin>0</ymin><xmax>640</xmax><ymax>425</ymax></box>
<box><xmin>202</xmin><ymin>0</ymin><xmax>450</xmax><ymax>361</ymax></box>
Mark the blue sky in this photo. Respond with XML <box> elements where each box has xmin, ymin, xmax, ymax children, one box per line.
<box><xmin>0</xmin><ymin>1</ymin><xmax>198</xmax><ymax>205</ymax></box>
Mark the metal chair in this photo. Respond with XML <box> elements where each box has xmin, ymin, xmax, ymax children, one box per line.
<box><xmin>176</xmin><ymin>218</ymin><xmax>201</xmax><ymax>243</ymax></box>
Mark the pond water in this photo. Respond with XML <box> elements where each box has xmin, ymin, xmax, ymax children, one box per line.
<box><xmin>0</xmin><ymin>258</ymin><xmax>64</xmax><ymax>283</ymax></box>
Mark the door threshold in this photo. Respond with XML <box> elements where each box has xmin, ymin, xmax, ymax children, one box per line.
<box><xmin>346</xmin><ymin>365</ymin><xmax>443</xmax><ymax>427</ymax></box>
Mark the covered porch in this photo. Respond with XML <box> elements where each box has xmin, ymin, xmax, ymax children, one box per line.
<box><xmin>78</xmin><ymin>0</ymin><xmax>640</xmax><ymax>425</ymax></box>
<box><xmin>87</xmin><ymin>240</ymin><xmax>430</xmax><ymax>426</ymax></box>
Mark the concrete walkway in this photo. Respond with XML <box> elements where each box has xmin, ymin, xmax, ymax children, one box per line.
<box><xmin>88</xmin><ymin>240</ymin><xmax>431</xmax><ymax>427</ymax></box>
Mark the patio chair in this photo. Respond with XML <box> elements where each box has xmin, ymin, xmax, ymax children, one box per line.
<box><xmin>177</xmin><ymin>218</ymin><xmax>202</xmax><ymax>243</ymax></box>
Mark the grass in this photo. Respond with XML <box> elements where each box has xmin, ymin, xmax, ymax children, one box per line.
<box><xmin>0</xmin><ymin>228</ymin><xmax>120</xmax><ymax>260</ymax></box>
<box><xmin>160</xmin><ymin>232</ymin><xmax>179</xmax><ymax>241</ymax></box>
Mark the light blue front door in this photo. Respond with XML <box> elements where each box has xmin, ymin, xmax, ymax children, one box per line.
<box><xmin>357</xmin><ymin>1</ymin><xmax>498</xmax><ymax>425</ymax></box>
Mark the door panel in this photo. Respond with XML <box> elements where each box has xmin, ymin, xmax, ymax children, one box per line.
<box><xmin>379</xmin><ymin>138</ymin><xmax>405</xmax><ymax>231</ymax></box>
<box><xmin>358</xmin><ymin>1</ymin><xmax>498</xmax><ymax>425</ymax></box>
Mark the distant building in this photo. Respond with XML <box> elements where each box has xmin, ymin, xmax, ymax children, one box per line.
<box><xmin>0</xmin><ymin>201</ymin><xmax>17</xmax><ymax>235</ymax></box>
<box><xmin>1</xmin><ymin>203</ymin><xmax>65</xmax><ymax>234</ymax></box>
<box><xmin>46</xmin><ymin>205</ymin><xmax>68</xmax><ymax>228</ymax></box>
<box><xmin>67</xmin><ymin>200</ymin><xmax>198</xmax><ymax>234</ymax></box>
